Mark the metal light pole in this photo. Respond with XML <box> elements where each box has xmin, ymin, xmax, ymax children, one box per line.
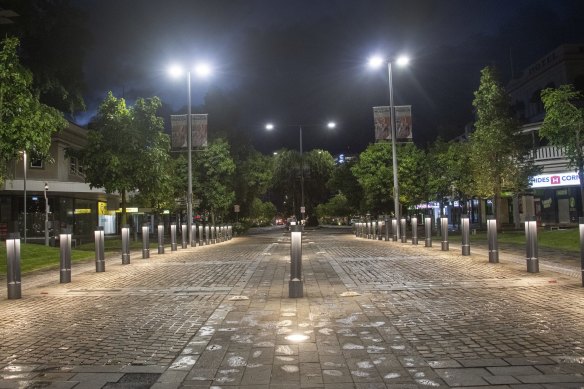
<box><xmin>44</xmin><ymin>182</ymin><xmax>49</xmax><ymax>246</ymax></box>
<box><xmin>169</xmin><ymin>63</ymin><xmax>211</xmax><ymax>247</ymax></box>
<box><xmin>266</xmin><ymin>122</ymin><xmax>335</xmax><ymax>223</ymax></box>
<box><xmin>369</xmin><ymin>55</ymin><xmax>409</xmax><ymax>240</ymax></box>
<box><xmin>23</xmin><ymin>151</ymin><xmax>27</xmax><ymax>243</ymax></box>
<box><xmin>299</xmin><ymin>125</ymin><xmax>305</xmax><ymax>222</ymax></box>
<box><xmin>187</xmin><ymin>70</ymin><xmax>193</xmax><ymax>248</ymax></box>
<box><xmin>388</xmin><ymin>60</ymin><xmax>400</xmax><ymax>240</ymax></box>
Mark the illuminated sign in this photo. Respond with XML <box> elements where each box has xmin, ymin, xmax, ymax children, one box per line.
<box><xmin>115</xmin><ymin>207</ymin><xmax>139</xmax><ymax>213</ymax></box>
<box><xmin>74</xmin><ymin>208</ymin><xmax>92</xmax><ymax>214</ymax></box>
<box><xmin>529</xmin><ymin>172</ymin><xmax>580</xmax><ymax>188</ymax></box>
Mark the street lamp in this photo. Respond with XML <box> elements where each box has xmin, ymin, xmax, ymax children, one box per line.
<box><xmin>265</xmin><ymin>121</ymin><xmax>336</xmax><ymax>222</ymax></box>
<box><xmin>169</xmin><ymin>62</ymin><xmax>212</xmax><ymax>246</ymax></box>
<box><xmin>44</xmin><ymin>182</ymin><xmax>49</xmax><ymax>246</ymax></box>
<box><xmin>368</xmin><ymin>54</ymin><xmax>410</xmax><ymax>239</ymax></box>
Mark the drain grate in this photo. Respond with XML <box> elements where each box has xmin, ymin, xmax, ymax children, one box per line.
<box><xmin>102</xmin><ymin>373</ymin><xmax>161</xmax><ymax>389</ymax></box>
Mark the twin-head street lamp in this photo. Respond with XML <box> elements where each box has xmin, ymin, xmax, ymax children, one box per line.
<box><xmin>266</xmin><ymin>121</ymin><xmax>336</xmax><ymax>222</ymax></box>
<box><xmin>368</xmin><ymin>54</ymin><xmax>410</xmax><ymax>240</ymax></box>
<box><xmin>169</xmin><ymin>62</ymin><xmax>212</xmax><ymax>245</ymax></box>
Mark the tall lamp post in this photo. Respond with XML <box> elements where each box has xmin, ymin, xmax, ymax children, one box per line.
<box><xmin>169</xmin><ymin>63</ymin><xmax>212</xmax><ymax>246</ymax></box>
<box><xmin>369</xmin><ymin>54</ymin><xmax>410</xmax><ymax>240</ymax></box>
<box><xmin>266</xmin><ymin>121</ymin><xmax>336</xmax><ymax>222</ymax></box>
<box><xmin>22</xmin><ymin>150</ymin><xmax>27</xmax><ymax>243</ymax></box>
<box><xmin>44</xmin><ymin>182</ymin><xmax>49</xmax><ymax>246</ymax></box>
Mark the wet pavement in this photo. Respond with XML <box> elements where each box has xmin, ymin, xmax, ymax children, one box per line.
<box><xmin>1</xmin><ymin>226</ymin><xmax>584</xmax><ymax>388</ymax></box>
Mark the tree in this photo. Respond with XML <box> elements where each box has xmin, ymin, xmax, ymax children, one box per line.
<box><xmin>470</xmin><ymin>66</ymin><xmax>532</xmax><ymax>227</ymax></box>
<box><xmin>193</xmin><ymin>138</ymin><xmax>236</xmax><ymax>223</ymax></box>
<box><xmin>72</xmin><ymin>92</ymin><xmax>169</xmax><ymax>227</ymax></box>
<box><xmin>327</xmin><ymin>159</ymin><xmax>363</xmax><ymax>213</ymax></box>
<box><xmin>303</xmin><ymin>149</ymin><xmax>335</xmax><ymax>215</ymax></box>
<box><xmin>351</xmin><ymin>142</ymin><xmax>393</xmax><ymax>215</ymax></box>
<box><xmin>0</xmin><ymin>37</ymin><xmax>67</xmax><ymax>186</ymax></box>
<box><xmin>541</xmin><ymin>85</ymin><xmax>584</xmax><ymax>216</ymax></box>
<box><xmin>234</xmin><ymin>150</ymin><xmax>273</xmax><ymax>218</ymax></box>
<box><xmin>316</xmin><ymin>193</ymin><xmax>352</xmax><ymax>224</ymax></box>
<box><xmin>396</xmin><ymin>143</ymin><xmax>429</xmax><ymax>211</ymax></box>
<box><xmin>0</xmin><ymin>0</ymin><xmax>90</xmax><ymax>113</ymax></box>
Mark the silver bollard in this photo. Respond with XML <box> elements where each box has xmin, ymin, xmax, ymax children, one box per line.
<box><xmin>384</xmin><ymin>216</ymin><xmax>390</xmax><ymax>241</ymax></box>
<box><xmin>228</xmin><ymin>225</ymin><xmax>233</xmax><ymax>240</ymax></box>
<box><xmin>440</xmin><ymin>216</ymin><xmax>449</xmax><ymax>251</ymax></box>
<box><xmin>181</xmin><ymin>224</ymin><xmax>187</xmax><ymax>249</ymax></box>
<box><xmin>211</xmin><ymin>225</ymin><xmax>216</xmax><ymax>244</ymax></box>
<box><xmin>377</xmin><ymin>220</ymin><xmax>383</xmax><ymax>240</ymax></box>
<box><xmin>142</xmin><ymin>224</ymin><xmax>150</xmax><ymax>259</ymax></box>
<box><xmin>6</xmin><ymin>233</ymin><xmax>22</xmax><ymax>299</ymax></box>
<box><xmin>121</xmin><ymin>225</ymin><xmax>130</xmax><ymax>264</ymax></box>
<box><xmin>199</xmin><ymin>225</ymin><xmax>204</xmax><ymax>245</ymax></box>
<box><xmin>425</xmin><ymin>216</ymin><xmax>432</xmax><ymax>247</ymax></box>
<box><xmin>289</xmin><ymin>224</ymin><xmax>303</xmax><ymax>298</ymax></box>
<box><xmin>525</xmin><ymin>216</ymin><xmax>539</xmax><ymax>273</ymax></box>
<box><xmin>392</xmin><ymin>218</ymin><xmax>398</xmax><ymax>241</ymax></box>
<box><xmin>400</xmin><ymin>217</ymin><xmax>407</xmax><ymax>243</ymax></box>
<box><xmin>205</xmin><ymin>225</ymin><xmax>210</xmax><ymax>245</ymax></box>
<box><xmin>170</xmin><ymin>224</ymin><xmax>178</xmax><ymax>251</ymax></box>
<box><xmin>411</xmin><ymin>216</ymin><xmax>418</xmax><ymax>245</ymax></box>
<box><xmin>461</xmin><ymin>215</ymin><xmax>470</xmax><ymax>255</ymax></box>
<box><xmin>580</xmin><ymin>217</ymin><xmax>584</xmax><ymax>286</ymax></box>
<box><xmin>95</xmin><ymin>227</ymin><xmax>105</xmax><ymax>271</ymax></box>
<box><xmin>60</xmin><ymin>230</ymin><xmax>72</xmax><ymax>283</ymax></box>
<box><xmin>157</xmin><ymin>224</ymin><xmax>165</xmax><ymax>254</ymax></box>
<box><xmin>191</xmin><ymin>224</ymin><xmax>197</xmax><ymax>247</ymax></box>
<box><xmin>487</xmin><ymin>217</ymin><xmax>499</xmax><ymax>263</ymax></box>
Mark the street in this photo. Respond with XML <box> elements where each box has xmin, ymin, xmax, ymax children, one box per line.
<box><xmin>1</xmin><ymin>227</ymin><xmax>584</xmax><ymax>388</ymax></box>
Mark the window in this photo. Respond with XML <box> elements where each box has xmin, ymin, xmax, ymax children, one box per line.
<box><xmin>30</xmin><ymin>158</ymin><xmax>43</xmax><ymax>169</ymax></box>
<box><xmin>69</xmin><ymin>157</ymin><xmax>84</xmax><ymax>176</ymax></box>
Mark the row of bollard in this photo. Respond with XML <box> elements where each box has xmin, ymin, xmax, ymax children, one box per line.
<box><xmin>5</xmin><ymin>223</ymin><xmax>234</xmax><ymax>300</ymax></box>
<box><xmin>355</xmin><ymin>215</ymin><xmax>546</xmax><ymax>276</ymax></box>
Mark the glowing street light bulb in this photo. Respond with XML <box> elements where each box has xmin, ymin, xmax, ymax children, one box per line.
<box><xmin>396</xmin><ymin>55</ymin><xmax>410</xmax><ymax>67</ymax></box>
<box><xmin>195</xmin><ymin>63</ymin><xmax>212</xmax><ymax>77</ymax></box>
<box><xmin>265</xmin><ymin>123</ymin><xmax>274</xmax><ymax>130</ymax></box>
<box><xmin>168</xmin><ymin>64</ymin><xmax>183</xmax><ymax>78</ymax></box>
<box><xmin>327</xmin><ymin>121</ymin><xmax>336</xmax><ymax>129</ymax></box>
<box><xmin>368</xmin><ymin>55</ymin><xmax>384</xmax><ymax>68</ymax></box>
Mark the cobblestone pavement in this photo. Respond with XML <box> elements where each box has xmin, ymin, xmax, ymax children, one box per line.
<box><xmin>1</xmin><ymin>227</ymin><xmax>584</xmax><ymax>388</ymax></box>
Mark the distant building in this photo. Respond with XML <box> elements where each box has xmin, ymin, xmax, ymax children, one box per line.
<box><xmin>507</xmin><ymin>43</ymin><xmax>584</xmax><ymax>225</ymax></box>
<box><xmin>0</xmin><ymin>122</ymin><xmax>120</xmax><ymax>242</ymax></box>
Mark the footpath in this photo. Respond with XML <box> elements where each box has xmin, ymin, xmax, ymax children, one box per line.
<box><xmin>0</xmin><ymin>227</ymin><xmax>584</xmax><ymax>388</ymax></box>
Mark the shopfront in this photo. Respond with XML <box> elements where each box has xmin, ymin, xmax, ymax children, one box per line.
<box><xmin>529</xmin><ymin>172</ymin><xmax>581</xmax><ymax>225</ymax></box>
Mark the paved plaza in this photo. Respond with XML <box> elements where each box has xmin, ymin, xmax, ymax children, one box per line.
<box><xmin>1</xmin><ymin>227</ymin><xmax>584</xmax><ymax>388</ymax></box>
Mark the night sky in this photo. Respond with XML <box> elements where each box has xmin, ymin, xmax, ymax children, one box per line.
<box><xmin>76</xmin><ymin>0</ymin><xmax>584</xmax><ymax>155</ymax></box>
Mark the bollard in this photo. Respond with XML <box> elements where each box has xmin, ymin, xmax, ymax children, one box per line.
<box><xmin>425</xmin><ymin>216</ymin><xmax>432</xmax><ymax>247</ymax></box>
<box><xmin>289</xmin><ymin>224</ymin><xmax>303</xmax><ymax>298</ymax></box>
<box><xmin>461</xmin><ymin>215</ymin><xmax>470</xmax><ymax>256</ymax></box>
<box><xmin>199</xmin><ymin>225</ymin><xmax>204</xmax><ymax>245</ymax></box>
<box><xmin>377</xmin><ymin>220</ymin><xmax>383</xmax><ymax>240</ymax></box>
<box><xmin>392</xmin><ymin>218</ymin><xmax>398</xmax><ymax>241</ymax></box>
<box><xmin>366</xmin><ymin>222</ymin><xmax>370</xmax><ymax>239</ymax></box>
<box><xmin>400</xmin><ymin>217</ymin><xmax>407</xmax><ymax>243</ymax></box>
<box><xmin>440</xmin><ymin>217</ymin><xmax>449</xmax><ymax>251</ymax></box>
<box><xmin>580</xmin><ymin>217</ymin><xmax>584</xmax><ymax>286</ymax></box>
<box><xmin>181</xmin><ymin>224</ymin><xmax>187</xmax><ymax>249</ymax></box>
<box><xmin>205</xmin><ymin>225</ymin><xmax>210</xmax><ymax>245</ymax></box>
<box><xmin>191</xmin><ymin>224</ymin><xmax>197</xmax><ymax>247</ymax></box>
<box><xmin>95</xmin><ymin>227</ymin><xmax>105</xmax><ymax>271</ymax></box>
<box><xmin>142</xmin><ymin>224</ymin><xmax>150</xmax><ymax>259</ymax></box>
<box><xmin>384</xmin><ymin>216</ymin><xmax>390</xmax><ymax>241</ymax></box>
<box><xmin>210</xmin><ymin>225</ymin><xmax>215</xmax><ymax>244</ymax></box>
<box><xmin>170</xmin><ymin>224</ymin><xmax>178</xmax><ymax>251</ymax></box>
<box><xmin>60</xmin><ymin>230</ymin><xmax>72</xmax><ymax>283</ymax></box>
<box><xmin>372</xmin><ymin>221</ymin><xmax>376</xmax><ymax>240</ymax></box>
<box><xmin>525</xmin><ymin>216</ymin><xmax>539</xmax><ymax>273</ymax></box>
<box><xmin>228</xmin><ymin>225</ymin><xmax>233</xmax><ymax>240</ymax></box>
<box><xmin>121</xmin><ymin>225</ymin><xmax>130</xmax><ymax>264</ymax></box>
<box><xmin>411</xmin><ymin>216</ymin><xmax>418</xmax><ymax>245</ymax></box>
<box><xmin>487</xmin><ymin>217</ymin><xmax>499</xmax><ymax>263</ymax></box>
<box><xmin>157</xmin><ymin>224</ymin><xmax>165</xmax><ymax>254</ymax></box>
<box><xmin>6</xmin><ymin>233</ymin><xmax>22</xmax><ymax>299</ymax></box>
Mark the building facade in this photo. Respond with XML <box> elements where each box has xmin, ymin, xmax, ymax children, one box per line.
<box><xmin>0</xmin><ymin>122</ymin><xmax>120</xmax><ymax>242</ymax></box>
<box><xmin>507</xmin><ymin>44</ymin><xmax>584</xmax><ymax>226</ymax></box>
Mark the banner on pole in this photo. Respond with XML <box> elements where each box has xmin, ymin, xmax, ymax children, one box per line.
<box><xmin>372</xmin><ymin>105</ymin><xmax>413</xmax><ymax>142</ymax></box>
<box><xmin>373</xmin><ymin>106</ymin><xmax>390</xmax><ymax>141</ymax></box>
<box><xmin>395</xmin><ymin>105</ymin><xmax>413</xmax><ymax>141</ymax></box>
<box><xmin>171</xmin><ymin>114</ymin><xmax>208</xmax><ymax>150</ymax></box>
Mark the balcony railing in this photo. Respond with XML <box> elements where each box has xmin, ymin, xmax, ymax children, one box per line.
<box><xmin>529</xmin><ymin>145</ymin><xmax>566</xmax><ymax>161</ymax></box>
